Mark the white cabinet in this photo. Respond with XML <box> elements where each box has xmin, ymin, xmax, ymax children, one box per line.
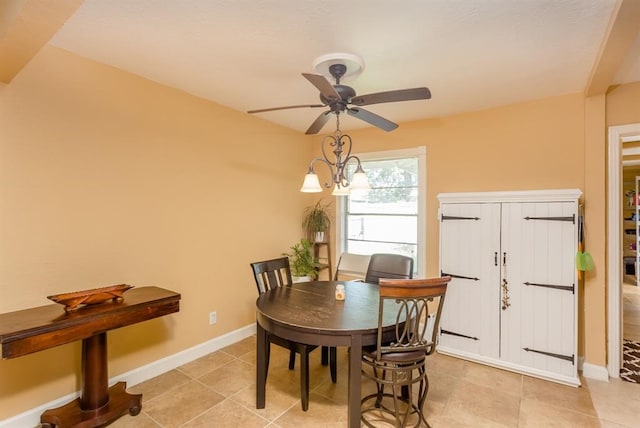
<box><xmin>437</xmin><ymin>189</ymin><xmax>582</xmax><ymax>387</ymax></box>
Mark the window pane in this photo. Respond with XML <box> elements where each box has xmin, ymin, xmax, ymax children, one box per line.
<box><xmin>347</xmin><ymin>215</ymin><xmax>417</xmax><ymax>244</ymax></box>
<box><xmin>357</xmin><ymin>158</ymin><xmax>418</xmax><ymax>188</ymax></box>
<box><xmin>344</xmin><ymin>155</ymin><xmax>419</xmax><ymax>275</ymax></box>
<box><xmin>347</xmin><ymin>240</ymin><xmax>417</xmax><ymax>262</ymax></box>
<box><xmin>349</xmin><ymin>191</ymin><xmax>417</xmax><ymax>215</ymax></box>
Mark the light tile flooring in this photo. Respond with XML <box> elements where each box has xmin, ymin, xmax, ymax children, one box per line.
<box><xmin>106</xmin><ymin>336</ymin><xmax>640</xmax><ymax>428</ymax></box>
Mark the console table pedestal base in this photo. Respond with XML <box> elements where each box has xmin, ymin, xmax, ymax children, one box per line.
<box><xmin>40</xmin><ymin>382</ymin><xmax>141</xmax><ymax>428</ymax></box>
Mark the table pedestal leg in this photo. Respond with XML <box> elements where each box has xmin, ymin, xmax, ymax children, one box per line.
<box><xmin>256</xmin><ymin>322</ymin><xmax>267</xmax><ymax>409</ymax></box>
<box><xmin>348</xmin><ymin>336</ymin><xmax>362</xmax><ymax>428</ymax></box>
<box><xmin>40</xmin><ymin>333</ymin><xmax>142</xmax><ymax>428</ymax></box>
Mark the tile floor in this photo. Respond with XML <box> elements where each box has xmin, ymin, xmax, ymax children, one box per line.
<box><xmin>106</xmin><ymin>336</ymin><xmax>640</xmax><ymax>427</ymax></box>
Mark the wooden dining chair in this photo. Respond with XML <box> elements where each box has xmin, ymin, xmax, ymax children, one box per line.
<box><xmin>364</xmin><ymin>253</ymin><xmax>414</xmax><ymax>284</ymax></box>
<box><xmin>250</xmin><ymin>256</ymin><xmax>336</xmax><ymax>411</ymax></box>
<box><xmin>360</xmin><ymin>276</ymin><xmax>450</xmax><ymax>428</ymax></box>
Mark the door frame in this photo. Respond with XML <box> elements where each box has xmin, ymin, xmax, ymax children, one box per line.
<box><xmin>607</xmin><ymin>123</ymin><xmax>640</xmax><ymax>378</ymax></box>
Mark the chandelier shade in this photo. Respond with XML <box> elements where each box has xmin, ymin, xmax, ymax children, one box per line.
<box><xmin>350</xmin><ymin>164</ymin><xmax>371</xmax><ymax>191</ymax></box>
<box><xmin>331</xmin><ymin>184</ymin><xmax>350</xmax><ymax>196</ymax></box>
<box><xmin>300</xmin><ymin>169</ymin><xmax>323</xmax><ymax>193</ymax></box>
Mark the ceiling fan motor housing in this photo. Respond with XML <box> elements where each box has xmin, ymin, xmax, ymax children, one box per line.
<box><xmin>247</xmin><ymin>53</ymin><xmax>430</xmax><ymax>134</ymax></box>
<box><xmin>320</xmin><ymin>63</ymin><xmax>356</xmax><ymax>112</ymax></box>
<box><xmin>321</xmin><ymin>84</ymin><xmax>356</xmax><ymax>110</ymax></box>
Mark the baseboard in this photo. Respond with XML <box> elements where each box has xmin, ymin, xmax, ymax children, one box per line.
<box><xmin>578</xmin><ymin>355</ymin><xmax>584</xmax><ymax>372</ymax></box>
<box><xmin>582</xmin><ymin>362</ymin><xmax>610</xmax><ymax>382</ymax></box>
<box><xmin>0</xmin><ymin>323</ymin><xmax>256</xmax><ymax>428</ymax></box>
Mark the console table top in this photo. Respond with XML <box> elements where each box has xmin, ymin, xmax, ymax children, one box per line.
<box><xmin>0</xmin><ymin>286</ymin><xmax>180</xmax><ymax>359</ymax></box>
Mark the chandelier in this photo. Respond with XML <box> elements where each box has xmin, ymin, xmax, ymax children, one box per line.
<box><xmin>300</xmin><ymin>114</ymin><xmax>371</xmax><ymax>196</ymax></box>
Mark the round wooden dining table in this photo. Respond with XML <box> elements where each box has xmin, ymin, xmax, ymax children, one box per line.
<box><xmin>255</xmin><ymin>280</ymin><xmax>398</xmax><ymax>428</ymax></box>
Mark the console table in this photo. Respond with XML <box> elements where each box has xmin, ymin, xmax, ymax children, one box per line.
<box><xmin>0</xmin><ymin>286</ymin><xmax>180</xmax><ymax>428</ymax></box>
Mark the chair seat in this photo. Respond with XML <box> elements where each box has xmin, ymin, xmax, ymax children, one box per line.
<box><xmin>363</xmin><ymin>346</ymin><xmax>426</xmax><ymax>364</ymax></box>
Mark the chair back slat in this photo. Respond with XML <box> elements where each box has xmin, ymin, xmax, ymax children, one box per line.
<box><xmin>365</xmin><ymin>253</ymin><xmax>414</xmax><ymax>284</ymax></box>
<box><xmin>250</xmin><ymin>257</ymin><xmax>293</xmax><ymax>294</ymax></box>
<box><xmin>377</xmin><ymin>276</ymin><xmax>451</xmax><ymax>357</ymax></box>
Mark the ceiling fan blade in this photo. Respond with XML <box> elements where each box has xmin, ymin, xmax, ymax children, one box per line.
<box><xmin>351</xmin><ymin>87</ymin><xmax>431</xmax><ymax>106</ymax></box>
<box><xmin>248</xmin><ymin>104</ymin><xmax>325</xmax><ymax>114</ymax></box>
<box><xmin>302</xmin><ymin>73</ymin><xmax>341</xmax><ymax>101</ymax></box>
<box><xmin>305</xmin><ymin>111</ymin><xmax>332</xmax><ymax>135</ymax></box>
<box><xmin>347</xmin><ymin>107</ymin><xmax>398</xmax><ymax>132</ymax></box>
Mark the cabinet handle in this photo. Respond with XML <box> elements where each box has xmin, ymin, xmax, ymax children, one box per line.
<box><xmin>494</xmin><ymin>252</ymin><xmax>498</xmax><ymax>266</ymax></box>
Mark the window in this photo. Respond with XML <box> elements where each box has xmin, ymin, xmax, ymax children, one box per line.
<box><xmin>337</xmin><ymin>147</ymin><xmax>426</xmax><ymax>276</ymax></box>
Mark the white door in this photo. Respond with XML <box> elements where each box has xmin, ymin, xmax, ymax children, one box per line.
<box><xmin>439</xmin><ymin>202</ymin><xmax>501</xmax><ymax>358</ymax></box>
<box><xmin>500</xmin><ymin>201</ymin><xmax>577</xmax><ymax>378</ymax></box>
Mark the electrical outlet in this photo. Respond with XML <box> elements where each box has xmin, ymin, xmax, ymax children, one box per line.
<box><xmin>209</xmin><ymin>311</ymin><xmax>217</xmax><ymax>325</ymax></box>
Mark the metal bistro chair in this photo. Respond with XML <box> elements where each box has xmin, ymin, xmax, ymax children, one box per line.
<box><xmin>365</xmin><ymin>253</ymin><xmax>414</xmax><ymax>284</ymax></box>
<box><xmin>250</xmin><ymin>257</ymin><xmax>337</xmax><ymax>411</ymax></box>
<box><xmin>361</xmin><ymin>276</ymin><xmax>450</xmax><ymax>428</ymax></box>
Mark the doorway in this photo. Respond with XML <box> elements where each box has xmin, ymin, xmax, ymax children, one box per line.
<box><xmin>607</xmin><ymin>123</ymin><xmax>640</xmax><ymax>378</ymax></box>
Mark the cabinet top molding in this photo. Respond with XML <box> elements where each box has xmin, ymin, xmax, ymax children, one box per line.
<box><xmin>437</xmin><ymin>189</ymin><xmax>583</xmax><ymax>203</ymax></box>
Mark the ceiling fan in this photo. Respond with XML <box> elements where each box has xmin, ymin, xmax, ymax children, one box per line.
<box><xmin>247</xmin><ymin>62</ymin><xmax>431</xmax><ymax>135</ymax></box>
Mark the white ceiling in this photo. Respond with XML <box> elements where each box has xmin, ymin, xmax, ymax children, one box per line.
<box><xmin>48</xmin><ymin>0</ymin><xmax>639</xmax><ymax>134</ymax></box>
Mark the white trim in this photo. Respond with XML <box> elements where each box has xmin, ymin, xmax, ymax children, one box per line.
<box><xmin>607</xmin><ymin>123</ymin><xmax>640</xmax><ymax>379</ymax></box>
<box><xmin>336</xmin><ymin>146</ymin><xmax>427</xmax><ymax>277</ymax></box>
<box><xmin>582</xmin><ymin>362</ymin><xmax>610</xmax><ymax>382</ymax></box>
<box><xmin>578</xmin><ymin>355</ymin><xmax>584</xmax><ymax>371</ymax></box>
<box><xmin>438</xmin><ymin>189</ymin><xmax>583</xmax><ymax>203</ymax></box>
<box><xmin>0</xmin><ymin>324</ymin><xmax>256</xmax><ymax>428</ymax></box>
<box><xmin>621</xmin><ymin>135</ymin><xmax>640</xmax><ymax>143</ymax></box>
<box><xmin>418</xmin><ymin>147</ymin><xmax>427</xmax><ymax>278</ymax></box>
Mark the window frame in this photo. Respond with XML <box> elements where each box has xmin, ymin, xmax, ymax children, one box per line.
<box><xmin>335</xmin><ymin>146</ymin><xmax>427</xmax><ymax>277</ymax></box>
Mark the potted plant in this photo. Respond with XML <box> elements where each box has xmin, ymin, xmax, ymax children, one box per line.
<box><xmin>302</xmin><ymin>200</ymin><xmax>332</xmax><ymax>243</ymax></box>
<box><xmin>283</xmin><ymin>238</ymin><xmax>321</xmax><ymax>282</ymax></box>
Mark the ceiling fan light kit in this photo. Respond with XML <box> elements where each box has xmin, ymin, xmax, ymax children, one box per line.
<box><xmin>299</xmin><ymin>122</ymin><xmax>371</xmax><ymax>197</ymax></box>
<box><xmin>249</xmin><ymin>52</ymin><xmax>431</xmax><ymax>196</ymax></box>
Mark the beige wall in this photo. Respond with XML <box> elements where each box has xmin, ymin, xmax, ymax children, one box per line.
<box><xmin>584</xmin><ymin>94</ymin><xmax>607</xmax><ymax>366</ymax></box>
<box><xmin>0</xmin><ymin>46</ymin><xmax>312</xmax><ymax>418</ymax></box>
<box><xmin>607</xmin><ymin>81</ymin><xmax>640</xmax><ymax>126</ymax></box>
<box><xmin>1</xmin><ymin>44</ymin><xmax>637</xmax><ymax>420</ymax></box>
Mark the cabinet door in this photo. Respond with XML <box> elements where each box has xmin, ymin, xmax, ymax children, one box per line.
<box><xmin>500</xmin><ymin>201</ymin><xmax>577</xmax><ymax>378</ymax></box>
<box><xmin>439</xmin><ymin>203</ymin><xmax>501</xmax><ymax>358</ymax></box>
